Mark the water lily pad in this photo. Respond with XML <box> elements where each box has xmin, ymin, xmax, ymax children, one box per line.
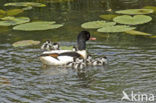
<box><xmin>97</xmin><ymin>25</ymin><xmax>135</xmax><ymax>33</ymax></box>
<box><xmin>125</xmin><ymin>30</ymin><xmax>152</xmax><ymax>36</ymax></box>
<box><xmin>149</xmin><ymin>35</ymin><xmax>156</xmax><ymax>38</ymax></box>
<box><xmin>13</xmin><ymin>21</ymin><xmax>63</xmax><ymax>31</ymax></box>
<box><xmin>60</xmin><ymin>46</ymin><xmax>73</xmax><ymax>50</ymax></box>
<box><xmin>113</xmin><ymin>15</ymin><xmax>152</xmax><ymax>25</ymax></box>
<box><xmin>0</xmin><ymin>9</ymin><xmax>6</xmax><ymax>15</ymax></box>
<box><xmin>99</xmin><ymin>14</ymin><xmax>119</xmax><ymax>20</ymax></box>
<box><xmin>6</xmin><ymin>9</ymin><xmax>24</xmax><ymax>16</ymax></box>
<box><xmin>116</xmin><ymin>9</ymin><xmax>153</xmax><ymax>15</ymax></box>
<box><xmin>0</xmin><ymin>17</ymin><xmax>30</xmax><ymax>26</ymax></box>
<box><xmin>12</xmin><ymin>40</ymin><xmax>40</xmax><ymax>47</ymax></box>
<box><xmin>4</xmin><ymin>2</ymin><xmax>46</xmax><ymax>7</ymax></box>
<box><xmin>143</xmin><ymin>6</ymin><xmax>156</xmax><ymax>13</ymax></box>
<box><xmin>40</xmin><ymin>0</ymin><xmax>74</xmax><ymax>3</ymax></box>
<box><xmin>22</xmin><ymin>6</ymin><xmax>33</xmax><ymax>11</ymax></box>
<box><xmin>81</xmin><ymin>20</ymin><xmax>116</xmax><ymax>29</ymax></box>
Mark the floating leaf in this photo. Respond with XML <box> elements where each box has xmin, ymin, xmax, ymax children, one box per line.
<box><xmin>0</xmin><ymin>17</ymin><xmax>30</xmax><ymax>26</ymax></box>
<box><xmin>81</xmin><ymin>20</ymin><xmax>116</xmax><ymax>29</ymax></box>
<box><xmin>12</xmin><ymin>40</ymin><xmax>40</xmax><ymax>47</ymax></box>
<box><xmin>149</xmin><ymin>35</ymin><xmax>156</xmax><ymax>38</ymax></box>
<box><xmin>13</xmin><ymin>21</ymin><xmax>63</xmax><ymax>31</ymax></box>
<box><xmin>113</xmin><ymin>15</ymin><xmax>152</xmax><ymax>25</ymax></box>
<box><xmin>99</xmin><ymin>14</ymin><xmax>119</xmax><ymax>20</ymax></box>
<box><xmin>125</xmin><ymin>30</ymin><xmax>152</xmax><ymax>36</ymax></box>
<box><xmin>40</xmin><ymin>0</ymin><xmax>74</xmax><ymax>3</ymax></box>
<box><xmin>6</xmin><ymin>9</ymin><xmax>24</xmax><ymax>16</ymax></box>
<box><xmin>143</xmin><ymin>6</ymin><xmax>156</xmax><ymax>13</ymax></box>
<box><xmin>97</xmin><ymin>25</ymin><xmax>135</xmax><ymax>33</ymax></box>
<box><xmin>0</xmin><ymin>9</ymin><xmax>6</xmax><ymax>15</ymax></box>
<box><xmin>116</xmin><ymin>9</ymin><xmax>153</xmax><ymax>15</ymax></box>
<box><xmin>22</xmin><ymin>6</ymin><xmax>33</xmax><ymax>10</ymax></box>
<box><xmin>4</xmin><ymin>2</ymin><xmax>46</xmax><ymax>7</ymax></box>
<box><xmin>60</xmin><ymin>46</ymin><xmax>73</xmax><ymax>50</ymax></box>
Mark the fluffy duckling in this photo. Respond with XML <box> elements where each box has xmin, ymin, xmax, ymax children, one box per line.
<box><xmin>86</xmin><ymin>55</ymin><xmax>93</xmax><ymax>65</ymax></box>
<box><xmin>72</xmin><ymin>46</ymin><xmax>78</xmax><ymax>51</ymax></box>
<box><xmin>41</xmin><ymin>40</ymin><xmax>60</xmax><ymax>51</ymax></box>
<box><xmin>92</xmin><ymin>56</ymin><xmax>107</xmax><ymax>66</ymax></box>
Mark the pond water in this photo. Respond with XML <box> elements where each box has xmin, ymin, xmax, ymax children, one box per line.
<box><xmin>0</xmin><ymin>0</ymin><xmax>156</xmax><ymax>102</ymax></box>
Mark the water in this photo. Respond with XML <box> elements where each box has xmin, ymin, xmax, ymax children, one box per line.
<box><xmin>0</xmin><ymin>0</ymin><xmax>156</xmax><ymax>102</ymax></box>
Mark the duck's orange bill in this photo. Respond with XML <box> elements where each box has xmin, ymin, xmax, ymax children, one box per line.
<box><xmin>89</xmin><ymin>37</ymin><xmax>96</xmax><ymax>40</ymax></box>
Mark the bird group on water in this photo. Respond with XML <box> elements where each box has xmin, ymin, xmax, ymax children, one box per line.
<box><xmin>40</xmin><ymin>31</ymin><xmax>107</xmax><ymax>73</ymax></box>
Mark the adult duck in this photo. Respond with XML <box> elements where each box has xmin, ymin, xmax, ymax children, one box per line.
<box><xmin>40</xmin><ymin>31</ymin><xmax>96</xmax><ymax>65</ymax></box>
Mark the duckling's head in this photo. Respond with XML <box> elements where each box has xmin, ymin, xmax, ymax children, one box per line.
<box><xmin>53</xmin><ymin>42</ymin><xmax>59</xmax><ymax>50</ymax></box>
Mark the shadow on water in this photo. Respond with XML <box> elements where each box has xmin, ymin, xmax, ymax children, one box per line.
<box><xmin>0</xmin><ymin>0</ymin><xmax>156</xmax><ymax>102</ymax></box>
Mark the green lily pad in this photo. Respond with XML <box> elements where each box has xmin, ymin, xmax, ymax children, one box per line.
<box><xmin>4</xmin><ymin>2</ymin><xmax>46</xmax><ymax>7</ymax></box>
<box><xmin>60</xmin><ymin>46</ymin><xmax>73</xmax><ymax>50</ymax></box>
<box><xmin>0</xmin><ymin>9</ymin><xmax>6</xmax><ymax>15</ymax></box>
<box><xmin>99</xmin><ymin>14</ymin><xmax>119</xmax><ymax>20</ymax></box>
<box><xmin>13</xmin><ymin>21</ymin><xmax>63</xmax><ymax>31</ymax></box>
<box><xmin>143</xmin><ymin>6</ymin><xmax>156</xmax><ymax>13</ymax></box>
<box><xmin>113</xmin><ymin>15</ymin><xmax>152</xmax><ymax>25</ymax></box>
<box><xmin>41</xmin><ymin>0</ymin><xmax>74</xmax><ymax>3</ymax></box>
<box><xmin>22</xmin><ymin>6</ymin><xmax>33</xmax><ymax>11</ymax></box>
<box><xmin>6</xmin><ymin>9</ymin><xmax>24</xmax><ymax>16</ymax></box>
<box><xmin>81</xmin><ymin>20</ymin><xmax>116</xmax><ymax>29</ymax></box>
<box><xmin>12</xmin><ymin>40</ymin><xmax>40</xmax><ymax>47</ymax></box>
<box><xmin>97</xmin><ymin>25</ymin><xmax>135</xmax><ymax>33</ymax></box>
<box><xmin>0</xmin><ymin>17</ymin><xmax>30</xmax><ymax>26</ymax></box>
<box><xmin>125</xmin><ymin>30</ymin><xmax>152</xmax><ymax>36</ymax></box>
<box><xmin>116</xmin><ymin>9</ymin><xmax>154</xmax><ymax>15</ymax></box>
<box><xmin>149</xmin><ymin>35</ymin><xmax>156</xmax><ymax>38</ymax></box>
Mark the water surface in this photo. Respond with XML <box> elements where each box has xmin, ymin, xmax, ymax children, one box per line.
<box><xmin>0</xmin><ymin>0</ymin><xmax>156</xmax><ymax>102</ymax></box>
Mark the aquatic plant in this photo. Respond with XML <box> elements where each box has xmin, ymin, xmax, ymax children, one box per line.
<box><xmin>13</xmin><ymin>21</ymin><xmax>64</xmax><ymax>31</ymax></box>
<box><xmin>0</xmin><ymin>9</ymin><xmax>24</xmax><ymax>18</ymax></box>
<box><xmin>116</xmin><ymin>9</ymin><xmax>153</xmax><ymax>15</ymax></box>
<box><xmin>125</xmin><ymin>30</ymin><xmax>152</xmax><ymax>36</ymax></box>
<box><xmin>113</xmin><ymin>15</ymin><xmax>152</xmax><ymax>25</ymax></box>
<box><xmin>4</xmin><ymin>2</ymin><xmax>46</xmax><ymax>7</ymax></box>
<box><xmin>12</xmin><ymin>40</ymin><xmax>40</xmax><ymax>47</ymax></box>
<box><xmin>97</xmin><ymin>25</ymin><xmax>135</xmax><ymax>33</ymax></box>
<box><xmin>81</xmin><ymin>20</ymin><xmax>116</xmax><ymax>29</ymax></box>
<box><xmin>0</xmin><ymin>16</ymin><xmax>30</xmax><ymax>26</ymax></box>
<box><xmin>99</xmin><ymin>14</ymin><xmax>119</xmax><ymax>20</ymax></box>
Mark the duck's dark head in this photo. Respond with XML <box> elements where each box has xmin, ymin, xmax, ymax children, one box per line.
<box><xmin>77</xmin><ymin>31</ymin><xmax>96</xmax><ymax>50</ymax></box>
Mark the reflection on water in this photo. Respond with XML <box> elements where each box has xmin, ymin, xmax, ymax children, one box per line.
<box><xmin>0</xmin><ymin>0</ymin><xmax>156</xmax><ymax>102</ymax></box>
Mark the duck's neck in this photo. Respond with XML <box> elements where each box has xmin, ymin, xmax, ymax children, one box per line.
<box><xmin>77</xmin><ymin>40</ymin><xmax>86</xmax><ymax>50</ymax></box>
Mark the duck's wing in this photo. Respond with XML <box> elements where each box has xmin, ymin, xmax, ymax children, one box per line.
<box><xmin>40</xmin><ymin>51</ymin><xmax>82</xmax><ymax>59</ymax></box>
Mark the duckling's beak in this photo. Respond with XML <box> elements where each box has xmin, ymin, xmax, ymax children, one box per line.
<box><xmin>89</xmin><ymin>37</ymin><xmax>96</xmax><ymax>40</ymax></box>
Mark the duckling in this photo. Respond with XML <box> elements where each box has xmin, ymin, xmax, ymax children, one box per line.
<box><xmin>52</xmin><ymin>42</ymin><xmax>60</xmax><ymax>50</ymax></box>
<box><xmin>74</xmin><ymin>62</ymin><xmax>86</xmax><ymax>73</ymax></box>
<box><xmin>41</xmin><ymin>40</ymin><xmax>53</xmax><ymax>51</ymax></box>
<box><xmin>72</xmin><ymin>46</ymin><xmax>78</xmax><ymax>51</ymax></box>
<box><xmin>86</xmin><ymin>55</ymin><xmax>93</xmax><ymax>65</ymax></box>
<box><xmin>41</xmin><ymin>40</ymin><xmax>60</xmax><ymax>51</ymax></box>
<box><xmin>92</xmin><ymin>56</ymin><xmax>107</xmax><ymax>66</ymax></box>
<box><xmin>74</xmin><ymin>57</ymin><xmax>85</xmax><ymax>63</ymax></box>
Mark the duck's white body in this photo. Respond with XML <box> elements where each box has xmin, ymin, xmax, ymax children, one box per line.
<box><xmin>40</xmin><ymin>50</ymin><xmax>87</xmax><ymax>65</ymax></box>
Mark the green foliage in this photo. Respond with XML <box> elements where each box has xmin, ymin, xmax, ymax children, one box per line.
<box><xmin>99</xmin><ymin>14</ymin><xmax>119</xmax><ymax>20</ymax></box>
<box><xmin>116</xmin><ymin>9</ymin><xmax>153</xmax><ymax>15</ymax></box>
<box><xmin>12</xmin><ymin>40</ymin><xmax>40</xmax><ymax>47</ymax></box>
<box><xmin>143</xmin><ymin>6</ymin><xmax>156</xmax><ymax>13</ymax></box>
<box><xmin>81</xmin><ymin>20</ymin><xmax>116</xmax><ymax>29</ymax></box>
<box><xmin>113</xmin><ymin>15</ymin><xmax>152</xmax><ymax>25</ymax></box>
<box><xmin>97</xmin><ymin>25</ymin><xmax>135</xmax><ymax>33</ymax></box>
<box><xmin>125</xmin><ymin>30</ymin><xmax>152</xmax><ymax>36</ymax></box>
<box><xmin>4</xmin><ymin>2</ymin><xmax>46</xmax><ymax>7</ymax></box>
<box><xmin>13</xmin><ymin>21</ymin><xmax>64</xmax><ymax>31</ymax></box>
<box><xmin>0</xmin><ymin>9</ymin><xmax>24</xmax><ymax>18</ymax></box>
<box><xmin>0</xmin><ymin>17</ymin><xmax>30</xmax><ymax>26</ymax></box>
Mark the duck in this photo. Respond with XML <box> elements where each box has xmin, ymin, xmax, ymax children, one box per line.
<box><xmin>40</xmin><ymin>31</ymin><xmax>96</xmax><ymax>66</ymax></box>
<box><xmin>41</xmin><ymin>40</ymin><xmax>60</xmax><ymax>51</ymax></box>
